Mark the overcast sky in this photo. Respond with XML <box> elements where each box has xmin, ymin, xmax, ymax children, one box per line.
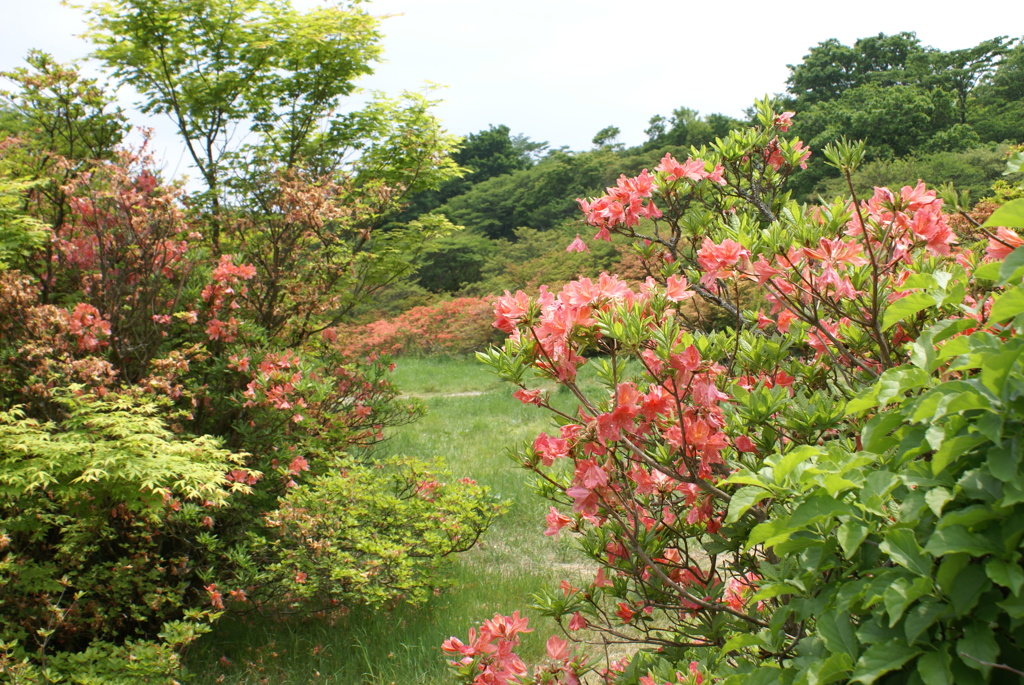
<box><xmin>1</xmin><ymin>0</ymin><xmax>1020</xmax><ymax>180</ymax></box>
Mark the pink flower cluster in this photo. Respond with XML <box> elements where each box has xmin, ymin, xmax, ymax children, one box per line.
<box><xmin>201</xmin><ymin>254</ymin><xmax>257</xmax><ymax>344</ymax></box>
<box><xmin>443</xmin><ymin>612</ymin><xmax>586</xmax><ymax>685</ymax></box>
<box><xmin>495</xmin><ymin>274</ymin><xmax>733</xmax><ymax>534</ymax></box>
<box><xmin>242</xmin><ymin>352</ymin><xmax>307</xmax><ymax>424</ymax></box>
<box><xmin>442</xmin><ymin>612</ymin><xmax>532</xmax><ymax>685</ymax></box>
<box><xmin>68</xmin><ymin>303</ymin><xmax>112</xmax><ymax>352</ymax></box>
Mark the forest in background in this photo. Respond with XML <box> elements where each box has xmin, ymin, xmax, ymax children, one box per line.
<box><xmin>377</xmin><ymin>31</ymin><xmax>1024</xmax><ymax>319</ymax></box>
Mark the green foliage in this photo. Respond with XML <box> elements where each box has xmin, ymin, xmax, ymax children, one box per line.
<box><xmin>0</xmin><ymin>175</ymin><xmax>47</xmax><ymax>270</ymax></box>
<box><xmin>969</xmin><ymin>41</ymin><xmax>1024</xmax><ymax>144</ymax></box>
<box><xmin>785</xmin><ymin>33</ymin><xmax>1020</xmax><ymax>199</ymax></box>
<box><xmin>463</xmin><ymin>226</ymin><xmax>622</xmax><ymax>296</ymax></box>
<box><xmin>0</xmin><ymin>11</ymin><xmax>487</xmax><ymax>682</ymax></box>
<box><xmin>814</xmin><ymin>144</ymin><xmax>1013</xmax><ymax>203</ymax></box>
<box><xmin>468</xmin><ymin>104</ymin><xmax>1024</xmax><ymax>684</ymax></box>
<box><xmin>439</xmin><ymin>148</ymin><xmax>617</xmax><ymax>239</ymax></box>
<box><xmin>720</xmin><ymin>298</ymin><xmax>1024</xmax><ymax>682</ymax></box>
<box><xmin>237</xmin><ymin>456</ymin><xmax>506</xmax><ymax>611</ymax></box>
<box><xmin>86</xmin><ymin>0</ymin><xmax>381</xmax><ymax>215</ymax></box>
<box><xmin>0</xmin><ymin>391</ymin><xmax>246</xmax><ymax>681</ymax></box>
<box><xmin>416</xmin><ymin>233</ymin><xmax>501</xmax><ymax>294</ymax></box>
<box><xmin>643</xmin><ymin>106</ymin><xmax>744</xmax><ymax>150</ymax></box>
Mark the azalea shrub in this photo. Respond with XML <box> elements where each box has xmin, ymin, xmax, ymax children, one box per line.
<box><xmin>445</xmin><ymin>102</ymin><xmax>1024</xmax><ymax>684</ymax></box>
<box><xmin>0</xmin><ymin>133</ymin><xmax>501</xmax><ymax>679</ymax></box>
<box><xmin>336</xmin><ymin>296</ymin><xmax>503</xmax><ymax>358</ymax></box>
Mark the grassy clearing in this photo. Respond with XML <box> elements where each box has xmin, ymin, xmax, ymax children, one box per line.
<box><xmin>185</xmin><ymin>355</ymin><xmax>590</xmax><ymax>684</ymax></box>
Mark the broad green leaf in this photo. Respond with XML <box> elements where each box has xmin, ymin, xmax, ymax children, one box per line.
<box><xmin>972</xmin><ymin>261</ymin><xmax>1002</xmax><ymax>282</ymax></box>
<box><xmin>882</xmin><ymin>292</ymin><xmax>940</xmax><ymax>332</ymax></box>
<box><xmin>957</xmin><ymin>621</ymin><xmax>1000</xmax><ymax>677</ymax></box>
<box><xmin>803</xmin><ymin>653</ymin><xmax>854</xmax><ymax>685</ymax></box>
<box><xmin>997</xmin><ymin>593</ymin><xmax>1024</xmax><ymax>618</ymax></box>
<box><xmin>861</xmin><ymin>411</ymin><xmax>904</xmax><ymax>453</ymax></box>
<box><xmin>949</xmin><ymin>565</ymin><xmax>990</xmax><ymax>616</ymax></box>
<box><xmin>726</xmin><ymin>486</ymin><xmax>771</xmax><ymax>523</ymax></box>
<box><xmin>904</xmin><ymin>601</ymin><xmax>945</xmax><ymax>645</ymax></box>
<box><xmin>985</xmin><ymin>558</ymin><xmax>1024</xmax><ymax>596</ymax></box>
<box><xmin>925</xmin><ymin>525</ymin><xmax>999</xmax><ymax>557</ymax></box>
<box><xmin>980</xmin><ymin>342</ymin><xmax>1024</xmax><ymax>398</ymax></box>
<box><xmin>822</xmin><ymin>473</ymin><xmax>858</xmax><ymax>497</ymax></box>
<box><xmin>719</xmin><ymin>631</ymin><xmax>768</xmax><ymax>656</ymax></box>
<box><xmin>882</xmin><ymin>575</ymin><xmax>931</xmax><ymax>627</ymax></box>
<box><xmin>998</xmin><ymin>245</ymin><xmax>1024</xmax><ymax>285</ymax></box>
<box><xmin>983</xmin><ymin>199</ymin><xmax>1024</xmax><ymax>230</ymax></box>
<box><xmin>931</xmin><ymin>434</ymin><xmax>987</xmax><ymax>475</ymax></box>
<box><xmin>899</xmin><ymin>273</ymin><xmax>940</xmax><ymax>290</ymax></box>
<box><xmin>837</xmin><ymin>519</ymin><xmax>869</xmax><ymax>557</ymax></box>
<box><xmin>924</xmin><ymin>487</ymin><xmax>954</xmax><ymax>517</ymax></box>
<box><xmin>916</xmin><ymin>648</ymin><xmax>952</xmax><ymax>685</ymax></box>
<box><xmin>986</xmin><ymin>443</ymin><xmax>1017</xmax><ymax>483</ymax></box>
<box><xmin>774</xmin><ymin>445</ymin><xmax>819</xmax><ymax>483</ymax></box>
<box><xmin>880</xmin><ymin>529</ymin><xmax>932</xmax><ymax>577</ymax></box>
<box><xmin>989</xmin><ymin>285</ymin><xmax>1024</xmax><ymax>323</ymax></box>
<box><xmin>1004</xmin><ymin>151</ymin><xmax>1024</xmax><ymax>176</ymax></box>
<box><xmin>849</xmin><ymin>640</ymin><xmax>921</xmax><ymax>684</ymax></box>
<box><xmin>909</xmin><ymin>318</ymin><xmax>974</xmax><ymax>372</ymax></box>
<box><xmin>877</xmin><ymin>367</ymin><xmax>931</xmax><ymax>404</ymax></box>
<box><xmin>816</xmin><ymin>610</ymin><xmax>859</xmax><ymax>658</ymax></box>
<box><xmin>844</xmin><ymin>386</ymin><xmax>880</xmax><ymax>415</ymax></box>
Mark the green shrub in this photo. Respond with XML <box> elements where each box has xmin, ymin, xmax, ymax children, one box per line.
<box><xmin>0</xmin><ymin>391</ymin><xmax>249</xmax><ymax>681</ymax></box>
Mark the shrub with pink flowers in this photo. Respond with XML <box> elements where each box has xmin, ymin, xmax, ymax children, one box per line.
<box><xmin>0</xmin><ymin>142</ymin><xmax>501</xmax><ymax>678</ymax></box>
<box><xmin>447</xmin><ymin>102</ymin><xmax>1024</xmax><ymax>684</ymax></box>
<box><xmin>337</xmin><ymin>296</ymin><xmax>504</xmax><ymax>358</ymax></box>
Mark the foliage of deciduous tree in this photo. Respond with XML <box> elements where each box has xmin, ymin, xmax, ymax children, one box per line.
<box><xmin>86</xmin><ymin>0</ymin><xmax>383</xmax><ymax>247</ymax></box>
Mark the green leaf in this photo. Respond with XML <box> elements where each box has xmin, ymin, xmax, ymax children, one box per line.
<box><xmin>916</xmin><ymin>648</ymin><xmax>953</xmax><ymax>685</ymax></box>
<box><xmin>998</xmin><ymin>245</ymin><xmax>1024</xmax><ymax>285</ymax></box>
<box><xmin>925</xmin><ymin>526</ymin><xmax>999</xmax><ymax>558</ymax></box>
<box><xmin>845</xmin><ymin>386</ymin><xmax>880</xmax><ymax>415</ymax></box>
<box><xmin>850</xmin><ymin>640</ymin><xmax>921</xmax><ymax>684</ymax></box>
<box><xmin>882</xmin><ymin>576</ymin><xmax>931</xmax><ymax>627</ymax></box>
<box><xmin>972</xmin><ymin>261</ymin><xmax>1002</xmax><ymax>282</ymax></box>
<box><xmin>880</xmin><ymin>529</ymin><xmax>932</xmax><ymax>577</ymax></box>
<box><xmin>838</xmin><ymin>519</ymin><xmax>869</xmax><ymax>557</ymax></box>
<box><xmin>726</xmin><ymin>486</ymin><xmax>771</xmax><ymax>523</ymax></box>
<box><xmin>983</xmin><ymin>199</ymin><xmax>1024</xmax><ymax>230</ymax></box>
<box><xmin>949</xmin><ymin>564</ymin><xmax>990</xmax><ymax>616</ymax></box>
<box><xmin>816</xmin><ymin>610</ymin><xmax>859</xmax><ymax>658</ymax></box>
<box><xmin>931</xmin><ymin>434</ymin><xmax>987</xmax><ymax>475</ymax></box>
<box><xmin>804</xmin><ymin>653</ymin><xmax>854</xmax><ymax>685</ymax></box>
<box><xmin>719</xmin><ymin>632</ymin><xmax>769</xmax><ymax>656</ymax></box>
<box><xmin>774</xmin><ymin>445</ymin><xmax>819</xmax><ymax>483</ymax></box>
<box><xmin>957</xmin><ymin>621</ymin><xmax>1000</xmax><ymax>677</ymax></box>
<box><xmin>925</xmin><ymin>487</ymin><xmax>954</xmax><ymax>517</ymax></box>
<box><xmin>860</xmin><ymin>411</ymin><xmax>904</xmax><ymax>453</ymax></box>
<box><xmin>882</xmin><ymin>292</ymin><xmax>940</xmax><ymax>332</ymax></box>
<box><xmin>989</xmin><ymin>286</ymin><xmax>1024</xmax><ymax>324</ymax></box>
<box><xmin>985</xmin><ymin>558</ymin><xmax>1024</xmax><ymax>596</ymax></box>
<box><xmin>904</xmin><ymin>601</ymin><xmax>945</xmax><ymax>645</ymax></box>
<box><xmin>910</xmin><ymin>319</ymin><xmax>974</xmax><ymax>372</ymax></box>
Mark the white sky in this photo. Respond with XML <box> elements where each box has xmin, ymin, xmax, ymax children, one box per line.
<box><xmin>0</xmin><ymin>0</ymin><xmax>1020</xmax><ymax>181</ymax></box>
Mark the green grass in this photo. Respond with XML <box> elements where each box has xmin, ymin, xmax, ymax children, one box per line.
<box><xmin>184</xmin><ymin>355</ymin><xmax>590</xmax><ymax>684</ymax></box>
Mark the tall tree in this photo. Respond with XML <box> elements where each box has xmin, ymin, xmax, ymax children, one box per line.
<box><xmin>86</xmin><ymin>0</ymin><xmax>382</xmax><ymax>250</ymax></box>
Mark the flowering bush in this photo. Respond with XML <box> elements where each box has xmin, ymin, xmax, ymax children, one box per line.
<box><xmin>447</xmin><ymin>102</ymin><xmax>1024</xmax><ymax>684</ymax></box>
<box><xmin>0</xmin><ymin>141</ymin><xmax>501</xmax><ymax>680</ymax></box>
<box><xmin>337</xmin><ymin>296</ymin><xmax>504</xmax><ymax>357</ymax></box>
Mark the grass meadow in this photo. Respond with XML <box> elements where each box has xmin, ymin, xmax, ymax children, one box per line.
<box><xmin>185</xmin><ymin>356</ymin><xmax>592</xmax><ymax>684</ymax></box>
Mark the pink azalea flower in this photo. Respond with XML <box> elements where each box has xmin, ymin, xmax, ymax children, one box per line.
<box><xmin>987</xmin><ymin>227</ymin><xmax>1024</xmax><ymax>261</ymax></box>
<box><xmin>566</xmin><ymin>234</ymin><xmax>589</xmax><ymax>253</ymax></box>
